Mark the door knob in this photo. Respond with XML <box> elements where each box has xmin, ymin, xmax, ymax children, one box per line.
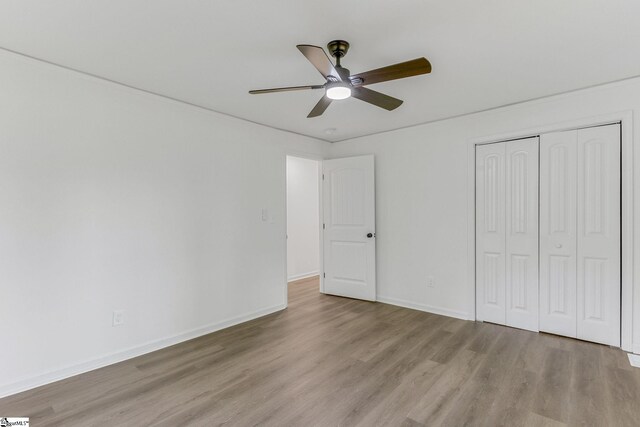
<box><xmin>367</xmin><ymin>233</ymin><xmax>374</xmax><ymax>238</ymax></box>
<box><xmin>556</xmin><ymin>243</ymin><xmax>563</xmax><ymax>248</ymax></box>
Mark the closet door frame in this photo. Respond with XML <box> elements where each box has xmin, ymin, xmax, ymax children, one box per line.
<box><xmin>467</xmin><ymin>111</ymin><xmax>634</xmax><ymax>352</ymax></box>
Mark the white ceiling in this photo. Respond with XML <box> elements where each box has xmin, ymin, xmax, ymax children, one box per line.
<box><xmin>2</xmin><ymin>0</ymin><xmax>640</xmax><ymax>142</ymax></box>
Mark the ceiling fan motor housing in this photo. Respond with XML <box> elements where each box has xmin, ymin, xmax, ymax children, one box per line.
<box><xmin>334</xmin><ymin>66</ymin><xmax>351</xmax><ymax>81</ymax></box>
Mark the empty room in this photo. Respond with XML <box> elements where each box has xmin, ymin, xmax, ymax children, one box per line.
<box><xmin>2</xmin><ymin>1</ymin><xmax>640</xmax><ymax>426</ymax></box>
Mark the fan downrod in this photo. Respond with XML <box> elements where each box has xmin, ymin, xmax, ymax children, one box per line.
<box><xmin>327</xmin><ymin>40</ymin><xmax>350</xmax><ymax>66</ymax></box>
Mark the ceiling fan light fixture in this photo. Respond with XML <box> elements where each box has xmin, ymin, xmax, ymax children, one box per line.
<box><xmin>325</xmin><ymin>82</ymin><xmax>351</xmax><ymax>100</ymax></box>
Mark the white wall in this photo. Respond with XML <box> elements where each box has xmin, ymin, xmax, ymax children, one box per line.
<box><xmin>329</xmin><ymin>76</ymin><xmax>640</xmax><ymax>353</ymax></box>
<box><xmin>0</xmin><ymin>50</ymin><xmax>328</xmax><ymax>397</ymax></box>
<box><xmin>286</xmin><ymin>156</ymin><xmax>320</xmax><ymax>281</ymax></box>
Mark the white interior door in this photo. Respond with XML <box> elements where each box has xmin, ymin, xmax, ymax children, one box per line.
<box><xmin>476</xmin><ymin>142</ymin><xmax>507</xmax><ymax>325</ymax></box>
<box><xmin>505</xmin><ymin>138</ymin><xmax>539</xmax><ymax>331</ymax></box>
<box><xmin>540</xmin><ymin>130</ymin><xmax>578</xmax><ymax>338</ymax></box>
<box><xmin>322</xmin><ymin>155</ymin><xmax>376</xmax><ymax>301</ymax></box>
<box><xmin>576</xmin><ymin>125</ymin><xmax>620</xmax><ymax>346</ymax></box>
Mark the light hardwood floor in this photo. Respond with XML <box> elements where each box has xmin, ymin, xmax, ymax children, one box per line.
<box><xmin>1</xmin><ymin>276</ymin><xmax>639</xmax><ymax>426</ymax></box>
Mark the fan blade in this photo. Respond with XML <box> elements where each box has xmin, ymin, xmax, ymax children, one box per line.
<box><xmin>307</xmin><ymin>95</ymin><xmax>332</xmax><ymax>118</ymax></box>
<box><xmin>351</xmin><ymin>58</ymin><xmax>431</xmax><ymax>86</ymax></box>
<box><xmin>351</xmin><ymin>87</ymin><xmax>403</xmax><ymax>111</ymax></box>
<box><xmin>297</xmin><ymin>45</ymin><xmax>342</xmax><ymax>81</ymax></box>
<box><xmin>249</xmin><ymin>85</ymin><xmax>322</xmax><ymax>94</ymax></box>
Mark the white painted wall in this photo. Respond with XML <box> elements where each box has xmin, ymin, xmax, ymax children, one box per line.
<box><xmin>328</xmin><ymin>76</ymin><xmax>640</xmax><ymax>353</ymax></box>
<box><xmin>286</xmin><ymin>156</ymin><xmax>320</xmax><ymax>281</ymax></box>
<box><xmin>0</xmin><ymin>50</ymin><xmax>328</xmax><ymax>397</ymax></box>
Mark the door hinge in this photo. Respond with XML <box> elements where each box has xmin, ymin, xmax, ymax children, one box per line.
<box><xmin>323</xmin><ymin>273</ymin><xmax>326</xmax><ymax>278</ymax></box>
<box><xmin>323</xmin><ymin>223</ymin><xmax>325</xmax><ymax>229</ymax></box>
<box><xmin>322</xmin><ymin>174</ymin><xmax>324</xmax><ymax>180</ymax></box>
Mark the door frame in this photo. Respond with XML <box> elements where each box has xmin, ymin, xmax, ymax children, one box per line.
<box><xmin>284</xmin><ymin>152</ymin><xmax>325</xmax><ymax>307</ymax></box>
<box><xmin>466</xmin><ymin>111</ymin><xmax>634</xmax><ymax>351</ymax></box>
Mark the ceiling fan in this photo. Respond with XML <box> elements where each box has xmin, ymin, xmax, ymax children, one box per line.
<box><xmin>249</xmin><ymin>40</ymin><xmax>432</xmax><ymax>118</ymax></box>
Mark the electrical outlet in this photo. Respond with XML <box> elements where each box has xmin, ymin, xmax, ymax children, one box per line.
<box><xmin>261</xmin><ymin>208</ymin><xmax>269</xmax><ymax>222</ymax></box>
<box><xmin>112</xmin><ymin>309</ymin><xmax>124</xmax><ymax>326</ymax></box>
<box><xmin>427</xmin><ymin>276</ymin><xmax>435</xmax><ymax>288</ymax></box>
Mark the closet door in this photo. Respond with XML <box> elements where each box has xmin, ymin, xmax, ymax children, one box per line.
<box><xmin>540</xmin><ymin>124</ymin><xmax>621</xmax><ymax>346</ymax></box>
<box><xmin>505</xmin><ymin>138</ymin><xmax>539</xmax><ymax>331</ymax></box>
<box><xmin>576</xmin><ymin>125</ymin><xmax>620</xmax><ymax>346</ymax></box>
<box><xmin>476</xmin><ymin>142</ymin><xmax>506</xmax><ymax>325</ymax></box>
<box><xmin>540</xmin><ymin>131</ymin><xmax>578</xmax><ymax>337</ymax></box>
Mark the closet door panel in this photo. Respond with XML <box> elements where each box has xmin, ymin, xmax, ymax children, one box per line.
<box><xmin>577</xmin><ymin>125</ymin><xmax>620</xmax><ymax>346</ymax></box>
<box><xmin>476</xmin><ymin>142</ymin><xmax>506</xmax><ymax>325</ymax></box>
<box><xmin>505</xmin><ymin>137</ymin><xmax>539</xmax><ymax>331</ymax></box>
<box><xmin>540</xmin><ymin>131</ymin><xmax>577</xmax><ymax>338</ymax></box>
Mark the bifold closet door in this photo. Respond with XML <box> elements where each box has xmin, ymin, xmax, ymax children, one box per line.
<box><xmin>476</xmin><ymin>142</ymin><xmax>506</xmax><ymax>325</ymax></box>
<box><xmin>539</xmin><ymin>131</ymin><xmax>578</xmax><ymax>337</ymax></box>
<box><xmin>577</xmin><ymin>125</ymin><xmax>620</xmax><ymax>346</ymax></box>
<box><xmin>540</xmin><ymin>125</ymin><xmax>620</xmax><ymax>346</ymax></box>
<box><xmin>476</xmin><ymin>137</ymin><xmax>538</xmax><ymax>331</ymax></box>
<box><xmin>505</xmin><ymin>139</ymin><xmax>539</xmax><ymax>331</ymax></box>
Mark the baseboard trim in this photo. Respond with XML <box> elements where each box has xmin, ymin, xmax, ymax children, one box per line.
<box><xmin>287</xmin><ymin>271</ymin><xmax>319</xmax><ymax>282</ymax></box>
<box><xmin>377</xmin><ymin>295</ymin><xmax>471</xmax><ymax>321</ymax></box>
<box><xmin>0</xmin><ymin>303</ymin><xmax>286</xmax><ymax>399</ymax></box>
<box><xmin>633</xmin><ymin>344</ymin><xmax>640</xmax><ymax>356</ymax></box>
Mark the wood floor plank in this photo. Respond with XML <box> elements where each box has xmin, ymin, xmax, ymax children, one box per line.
<box><xmin>531</xmin><ymin>347</ymin><xmax>574</xmax><ymax>423</ymax></box>
<box><xmin>524</xmin><ymin>412</ymin><xmax>568</xmax><ymax>427</ymax></box>
<box><xmin>1</xmin><ymin>277</ymin><xmax>639</xmax><ymax>426</ymax></box>
<box><xmin>602</xmin><ymin>364</ymin><xmax>640</xmax><ymax>426</ymax></box>
<box><xmin>567</xmin><ymin>340</ymin><xmax>610</xmax><ymax>426</ymax></box>
<box><xmin>406</xmin><ymin>348</ymin><xmax>486</xmax><ymax>425</ymax></box>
